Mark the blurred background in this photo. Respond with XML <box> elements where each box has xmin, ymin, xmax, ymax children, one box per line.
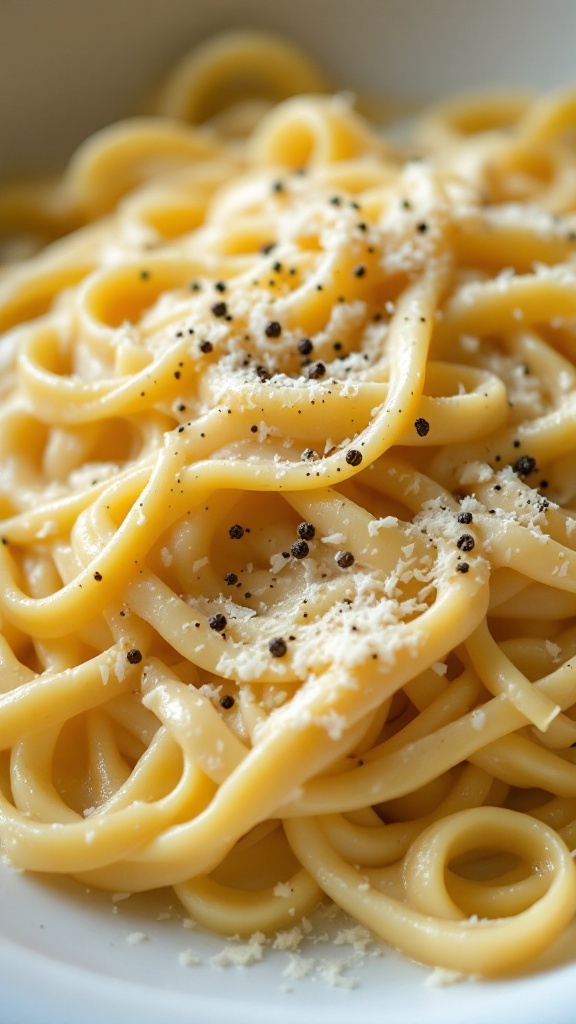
<box><xmin>1</xmin><ymin>0</ymin><xmax>575</xmax><ymax>176</ymax></box>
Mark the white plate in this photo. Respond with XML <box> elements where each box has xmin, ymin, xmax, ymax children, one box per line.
<box><xmin>2</xmin><ymin>858</ymin><xmax>576</xmax><ymax>1024</ymax></box>
<box><xmin>2</xmin><ymin>2</ymin><xmax>576</xmax><ymax>1022</ymax></box>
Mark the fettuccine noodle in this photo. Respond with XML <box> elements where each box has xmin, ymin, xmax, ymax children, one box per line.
<box><xmin>2</xmin><ymin>29</ymin><xmax>576</xmax><ymax>977</ymax></box>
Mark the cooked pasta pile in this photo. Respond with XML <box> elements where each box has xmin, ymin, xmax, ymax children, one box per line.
<box><xmin>3</xmin><ymin>30</ymin><xmax>576</xmax><ymax>977</ymax></box>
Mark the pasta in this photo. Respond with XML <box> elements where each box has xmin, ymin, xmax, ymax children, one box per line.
<box><xmin>3</xmin><ymin>28</ymin><xmax>576</xmax><ymax>978</ymax></box>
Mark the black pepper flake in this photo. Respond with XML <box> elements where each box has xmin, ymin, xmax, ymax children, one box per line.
<box><xmin>228</xmin><ymin>524</ymin><xmax>245</xmax><ymax>539</ymax></box>
<box><xmin>414</xmin><ymin>417</ymin><xmax>430</xmax><ymax>437</ymax></box>
<box><xmin>209</xmin><ymin>613</ymin><xmax>227</xmax><ymax>632</ymax></box>
<box><xmin>353</xmin><ymin>265</ymin><xmax>366</xmax><ymax>278</ymax></box>
<box><xmin>457</xmin><ymin>511</ymin><xmax>473</xmax><ymax>525</ymax></box>
<box><xmin>272</xmin><ymin>261</ymin><xmax>282</xmax><ymax>273</ymax></box>
<box><xmin>224</xmin><ymin>572</ymin><xmax>238</xmax><ymax>585</ymax></box>
<box><xmin>417</xmin><ymin>222</ymin><xmax>428</xmax><ymax>233</ymax></box>
<box><xmin>457</xmin><ymin>534</ymin><xmax>475</xmax><ymax>552</ymax></box>
<box><xmin>271</xmin><ymin>180</ymin><xmax>284</xmax><ymax>193</ymax></box>
<box><xmin>269</xmin><ymin>637</ymin><xmax>287</xmax><ymax>657</ymax></box>
<box><xmin>265</xmin><ymin>320</ymin><xmax>282</xmax><ymax>338</ymax></box>
<box><xmin>297</xmin><ymin>522</ymin><xmax>315</xmax><ymax>541</ymax></box>
<box><xmin>214</xmin><ymin>281</ymin><xmax>227</xmax><ymax>292</ymax></box>
<box><xmin>256</xmin><ymin>365</ymin><xmax>271</xmax><ymax>382</ymax></box>
<box><xmin>174</xmin><ymin>370</ymin><xmax>181</xmax><ymax>379</ymax></box>
<box><xmin>346</xmin><ymin>449</ymin><xmax>363</xmax><ymax>467</ymax></box>
<box><xmin>291</xmin><ymin>540</ymin><xmax>309</xmax><ymax>559</ymax></box>
<box><xmin>199</xmin><ymin>339</ymin><xmax>213</xmax><ymax>353</ymax></box>
<box><xmin>307</xmin><ymin>360</ymin><xmax>326</xmax><ymax>380</ymax></box>
<box><xmin>335</xmin><ymin>551</ymin><xmax>355</xmax><ymax>569</ymax></box>
<box><xmin>126</xmin><ymin>648</ymin><xmax>142</xmax><ymax>664</ymax></box>
<box><xmin>211</xmin><ymin>301</ymin><xmax>228</xmax><ymax>318</ymax></box>
<box><xmin>456</xmin><ymin>562</ymin><xmax>470</xmax><ymax>573</ymax></box>
<box><xmin>190</xmin><ymin>281</ymin><xmax>202</xmax><ymax>291</ymax></box>
<box><xmin>93</xmin><ymin>571</ymin><xmax>103</xmax><ymax>581</ymax></box>
<box><xmin>220</xmin><ymin>694</ymin><xmax>235</xmax><ymax>709</ymax></box>
<box><xmin>329</xmin><ymin>196</ymin><xmax>342</xmax><ymax>206</ymax></box>
<box><xmin>301</xmin><ymin>447</ymin><xmax>318</xmax><ymax>461</ymax></box>
<box><xmin>513</xmin><ymin>454</ymin><xmax>537</xmax><ymax>476</ymax></box>
<box><xmin>139</xmin><ymin>269</ymin><xmax>150</xmax><ymax>280</ymax></box>
<box><xmin>298</xmin><ymin>338</ymin><xmax>313</xmax><ymax>355</ymax></box>
<box><xmin>0</xmin><ymin>537</ymin><xmax>7</xmax><ymax>545</ymax></box>
<box><xmin>260</xmin><ymin>242</ymin><xmax>276</xmax><ymax>254</ymax></box>
<box><xmin>250</xmin><ymin>424</ymin><xmax>258</xmax><ymax>433</ymax></box>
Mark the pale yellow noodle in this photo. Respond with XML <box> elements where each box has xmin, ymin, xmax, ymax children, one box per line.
<box><xmin>1</xmin><ymin>29</ymin><xmax>576</xmax><ymax>979</ymax></box>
